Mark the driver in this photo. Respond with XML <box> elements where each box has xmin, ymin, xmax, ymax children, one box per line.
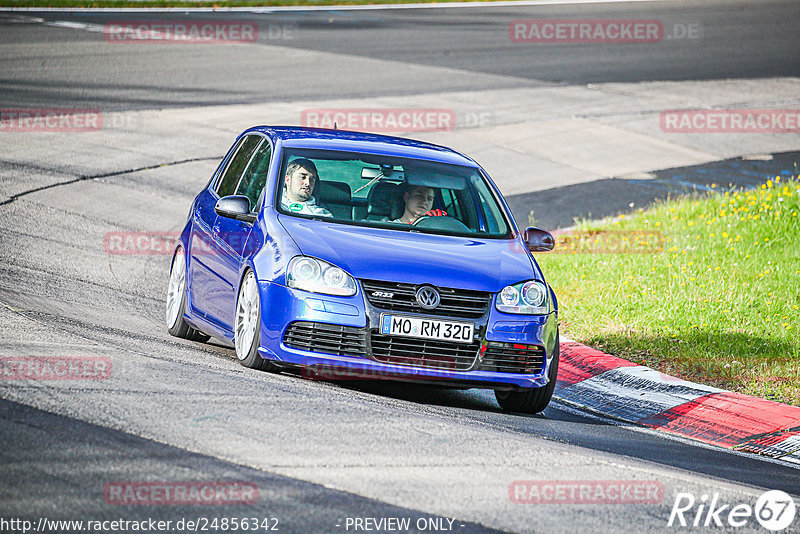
<box><xmin>391</xmin><ymin>185</ymin><xmax>447</xmax><ymax>225</ymax></box>
<box><xmin>281</xmin><ymin>158</ymin><xmax>332</xmax><ymax>217</ymax></box>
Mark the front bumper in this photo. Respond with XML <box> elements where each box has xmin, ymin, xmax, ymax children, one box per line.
<box><xmin>257</xmin><ymin>280</ymin><xmax>558</xmax><ymax>390</ymax></box>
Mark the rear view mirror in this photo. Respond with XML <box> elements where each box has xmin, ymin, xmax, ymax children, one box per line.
<box><xmin>524</xmin><ymin>227</ymin><xmax>555</xmax><ymax>252</ymax></box>
<box><xmin>407</xmin><ymin>172</ymin><xmax>467</xmax><ymax>191</ymax></box>
<box><xmin>361</xmin><ymin>167</ymin><xmax>403</xmax><ymax>180</ymax></box>
<box><xmin>215</xmin><ymin>195</ymin><xmax>256</xmax><ymax>224</ymax></box>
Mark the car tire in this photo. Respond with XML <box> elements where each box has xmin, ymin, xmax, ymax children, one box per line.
<box><xmin>495</xmin><ymin>333</ymin><xmax>559</xmax><ymax>414</ymax></box>
<box><xmin>166</xmin><ymin>248</ymin><xmax>210</xmax><ymax>343</ymax></box>
<box><xmin>234</xmin><ymin>270</ymin><xmax>279</xmax><ymax>371</ymax></box>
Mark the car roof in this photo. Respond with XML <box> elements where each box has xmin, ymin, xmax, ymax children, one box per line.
<box><xmin>243</xmin><ymin>126</ymin><xmax>479</xmax><ymax>167</ymax></box>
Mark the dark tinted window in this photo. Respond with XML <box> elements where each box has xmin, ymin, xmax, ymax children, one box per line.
<box><xmin>216</xmin><ymin>135</ymin><xmax>262</xmax><ymax>197</ymax></box>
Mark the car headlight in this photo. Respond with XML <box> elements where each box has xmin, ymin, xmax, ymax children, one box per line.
<box><xmin>495</xmin><ymin>281</ymin><xmax>549</xmax><ymax>315</ymax></box>
<box><xmin>287</xmin><ymin>256</ymin><xmax>357</xmax><ymax>297</ymax></box>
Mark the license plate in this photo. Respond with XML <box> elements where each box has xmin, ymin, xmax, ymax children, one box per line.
<box><xmin>380</xmin><ymin>314</ymin><xmax>474</xmax><ymax>344</ymax></box>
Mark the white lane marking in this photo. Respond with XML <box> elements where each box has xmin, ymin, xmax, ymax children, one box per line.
<box><xmin>0</xmin><ymin>0</ymin><xmax>666</xmax><ymax>13</ymax></box>
<box><xmin>45</xmin><ymin>20</ymin><xmax>106</xmax><ymax>32</ymax></box>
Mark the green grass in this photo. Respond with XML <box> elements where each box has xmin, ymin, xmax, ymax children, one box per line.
<box><xmin>1</xmin><ymin>0</ymin><xmax>507</xmax><ymax>8</ymax></box>
<box><xmin>537</xmin><ymin>176</ymin><xmax>800</xmax><ymax>406</ymax></box>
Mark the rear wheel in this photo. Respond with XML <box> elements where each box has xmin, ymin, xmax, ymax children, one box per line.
<box><xmin>234</xmin><ymin>270</ymin><xmax>278</xmax><ymax>371</ymax></box>
<box><xmin>495</xmin><ymin>335</ymin><xmax>559</xmax><ymax>414</ymax></box>
<box><xmin>166</xmin><ymin>248</ymin><xmax>209</xmax><ymax>342</ymax></box>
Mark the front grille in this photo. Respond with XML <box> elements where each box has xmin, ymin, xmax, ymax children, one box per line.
<box><xmin>369</xmin><ymin>331</ymin><xmax>480</xmax><ymax>371</ymax></box>
<box><xmin>360</xmin><ymin>279</ymin><xmax>491</xmax><ymax>319</ymax></box>
<box><xmin>480</xmin><ymin>343</ymin><xmax>546</xmax><ymax>374</ymax></box>
<box><xmin>283</xmin><ymin>322</ymin><xmax>367</xmax><ymax>357</ymax></box>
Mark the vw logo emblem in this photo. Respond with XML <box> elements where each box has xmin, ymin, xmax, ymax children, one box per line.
<box><xmin>415</xmin><ymin>285</ymin><xmax>440</xmax><ymax>310</ymax></box>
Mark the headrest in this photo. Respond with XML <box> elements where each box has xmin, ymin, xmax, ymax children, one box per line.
<box><xmin>317</xmin><ymin>180</ymin><xmax>351</xmax><ymax>203</ymax></box>
<box><xmin>367</xmin><ymin>181</ymin><xmax>401</xmax><ymax>219</ymax></box>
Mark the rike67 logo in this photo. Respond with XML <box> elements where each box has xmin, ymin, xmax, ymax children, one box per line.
<box><xmin>668</xmin><ymin>490</ymin><xmax>796</xmax><ymax>531</ymax></box>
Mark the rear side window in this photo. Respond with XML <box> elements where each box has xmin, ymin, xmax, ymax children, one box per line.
<box><xmin>216</xmin><ymin>135</ymin><xmax>262</xmax><ymax>197</ymax></box>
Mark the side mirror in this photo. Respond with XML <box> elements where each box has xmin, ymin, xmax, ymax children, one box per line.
<box><xmin>524</xmin><ymin>227</ymin><xmax>555</xmax><ymax>252</ymax></box>
<box><xmin>215</xmin><ymin>195</ymin><xmax>256</xmax><ymax>224</ymax></box>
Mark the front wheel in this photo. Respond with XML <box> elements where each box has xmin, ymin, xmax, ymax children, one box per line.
<box><xmin>166</xmin><ymin>248</ymin><xmax>209</xmax><ymax>342</ymax></box>
<box><xmin>495</xmin><ymin>336</ymin><xmax>559</xmax><ymax>414</ymax></box>
<box><xmin>234</xmin><ymin>270</ymin><xmax>278</xmax><ymax>371</ymax></box>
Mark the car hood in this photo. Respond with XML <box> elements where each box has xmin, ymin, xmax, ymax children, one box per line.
<box><xmin>278</xmin><ymin>216</ymin><xmax>538</xmax><ymax>293</ymax></box>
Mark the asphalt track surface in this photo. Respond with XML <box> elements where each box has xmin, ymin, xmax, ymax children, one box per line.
<box><xmin>1</xmin><ymin>1</ymin><xmax>800</xmax><ymax>533</ymax></box>
<box><xmin>1</xmin><ymin>0</ymin><xmax>799</xmax><ymax>111</ymax></box>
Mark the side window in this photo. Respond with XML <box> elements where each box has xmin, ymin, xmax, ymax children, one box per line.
<box><xmin>216</xmin><ymin>135</ymin><xmax>262</xmax><ymax>198</ymax></box>
<box><xmin>236</xmin><ymin>141</ymin><xmax>272</xmax><ymax>211</ymax></box>
<box><xmin>480</xmin><ymin>198</ymin><xmax>499</xmax><ymax>233</ymax></box>
<box><xmin>471</xmin><ymin>174</ymin><xmax>509</xmax><ymax>235</ymax></box>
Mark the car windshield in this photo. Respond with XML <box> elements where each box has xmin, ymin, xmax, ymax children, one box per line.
<box><xmin>275</xmin><ymin>148</ymin><xmax>512</xmax><ymax>237</ymax></box>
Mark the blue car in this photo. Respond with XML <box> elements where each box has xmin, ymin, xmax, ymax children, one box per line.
<box><xmin>166</xmin><ymin>126</ymin><xmax>559</xmax><ymax>413</ymax></box>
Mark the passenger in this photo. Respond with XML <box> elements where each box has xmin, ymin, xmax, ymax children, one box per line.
<box><xmin>281</xmin><ymin>158</ymin><xmax>332</xmax><ymax>217</ymax></box>
<box><xmin>391</xmin><ymin>185</ymin><xmax>447</xmax><ymax>224</ymax></box>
